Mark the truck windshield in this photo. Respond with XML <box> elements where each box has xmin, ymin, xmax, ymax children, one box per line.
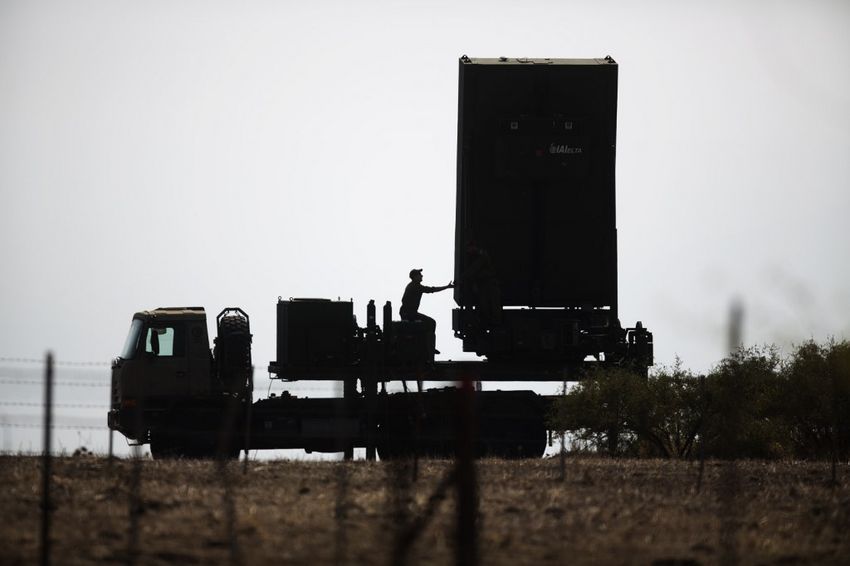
<box><xmin>120</xmin><ymin>319</ymin><xmax>144</xmax><ymax>359</ymax></box>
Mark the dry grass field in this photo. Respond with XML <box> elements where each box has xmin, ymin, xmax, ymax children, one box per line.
<box><xmin>1</xmin><ymin>455</ymin><xmax>849</xmax><ymax>565</ymax></box>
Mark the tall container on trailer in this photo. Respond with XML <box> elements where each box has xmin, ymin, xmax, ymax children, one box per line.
<box><xmin>454</xmin><ymin>56</ymin><xmax>628</xmax><ymax>362</ymax></box>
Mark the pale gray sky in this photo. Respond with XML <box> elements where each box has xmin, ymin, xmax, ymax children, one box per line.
<box><xmin>1</xmin><ymin>0</ymin><xmax>849</xmax><ymax>453</ymax></box>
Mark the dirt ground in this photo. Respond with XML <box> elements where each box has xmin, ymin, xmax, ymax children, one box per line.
<box><xmin>1</xmin><ymin>455</ymin><xmax>848</xmax><ymax>565</ymax></box>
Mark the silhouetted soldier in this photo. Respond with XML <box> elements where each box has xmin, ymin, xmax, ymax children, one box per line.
<box><xmin>400</xmin><ymin>269</ymin><xmax>453</xmax><ymax>354</ymax></box>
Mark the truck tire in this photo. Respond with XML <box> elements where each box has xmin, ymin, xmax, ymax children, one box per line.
<box><xmin>149</xmin><ymin>403</ymin><xmax>243</xmax><ymax>460</ymax></box>
<box><xmin>150</xmin><ymin>432</ymin><xmax>239</xmax><ymax>460</ymax></box>
<box><xmin>378</xmin><ymin>390</ymin><xmax>547</xmax><ymax>460</ymax></box>
<box><xmin>149</xmin><ymin>431</ymin><xmax>205</xmax><ymax>459</ymax></box>
<box><xmin>215</xmin><ymin>313</ymin><xmax>252</xmax><ymax>396</ymax></box>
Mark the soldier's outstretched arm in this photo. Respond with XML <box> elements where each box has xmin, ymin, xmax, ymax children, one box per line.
<box><xmin>423</xmin><ymin>282</ymin><xmax>453</xmax><ymax>293</ymax></box>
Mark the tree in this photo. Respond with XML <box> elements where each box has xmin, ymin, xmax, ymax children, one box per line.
<box><xmin>781</xmin><ymin>340</ymin><xmax>850</xmax><ymax>459</ymax></box>
<box><xmin>631</xmin><ymin>360</ymin><xmax>704</xmax><ymax>458</ymax></box>
<box><xmin>701</xmin><ymin>346</ymin><xmax>786</xmax><ymax>459</ymax></box>
<box><xmin>550</xmin><ymin>366</ymin><xmax>644</xmax><ymax>456</ymax></box>
<box><xmin>548</xmin><ymin>341</ymin><xmax>850</xmax><ymax>460</ymax></box>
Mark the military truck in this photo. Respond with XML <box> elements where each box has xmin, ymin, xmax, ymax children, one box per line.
<box><xmin>108</xmin><ymin>56</ymin><xmax>653</xmax><ymax>459</ymax></box>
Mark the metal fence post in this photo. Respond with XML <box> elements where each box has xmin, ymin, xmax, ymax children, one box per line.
<box><xmin>108</xmin><ymin>429</ymin><xmax>114</xmax><ymax>464</ymax></box>
<box><xmin>719</xmin><ymin>460</ymin><xmax>740</xmax><ymax>566</ymax></box>
<box><xmin>697</xmin><ymin>374</ymin><xmax>706</xmax><ymax>493</ymax></box>
<box><xmin>40</xmin><ymin>352</ymin><xmax>54</xmax><ymax>566</ymax></box>
<box><xmin>127</xmin><ymin>391</ymin><xmax>146</xmax><ymax>565</ymax></box>
<box><xmin>216</xmin><ymin>395</ymin><xmax>243</xmax><ymax>566</ymax></box>
<box><xmin>560</xmin><ymin>379</ymin><xmax>567</xmax><ymax>482</ymax></box>
<box><xmin>456</xmin><ymin>376</ymin><xmax>477</xmax><ymax>566</ymax></box>
<box><xmin>243</xmin><ymin>367</ymin><xmax>254</xmax><ymax>476</ymax></box>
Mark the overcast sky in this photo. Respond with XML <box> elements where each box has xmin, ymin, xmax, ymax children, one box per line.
<box><xmin>1</xmin><ymin>1</ymin><xmax>849</xmax><ymax>452</ymax></box>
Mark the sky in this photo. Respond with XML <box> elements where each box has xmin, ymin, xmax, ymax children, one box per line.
<box><xmin>1</xmin><ymin>0</ymin><xmax>848</xmax><ymax>455</ymax></box>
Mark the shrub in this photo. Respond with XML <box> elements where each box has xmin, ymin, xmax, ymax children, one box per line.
<box><xmin>549</xmin><ymin>340</ymin><xmax>850</xmax><ymax>460</ymax></box>
<box><xmin>700</xmin><ymin>345</ymin><xmax>787</xmax><ymax>459</ymax></box>
<box><xmin>632</xmin><ymin>360</ymin><xmax>704</xmax><ymax>458</ymax></box>
<box><xmin>780</xmin><ymin>340</ymin><xmax>850</xmax><ymax>459</ymax></box>
<box><xmin>549</xmin><ymin>366</ymin><xmax>644</xmax><ymax>456</ymax></box>
<box><xmin>549</xmin><ymin>362</ymin><xmax>704</xmax><ymax>458</ymax></box>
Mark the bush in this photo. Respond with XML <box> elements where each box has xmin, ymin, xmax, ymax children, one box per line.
<box><xmin>700</xmin><ymin>346</ymin><xmax>786</xmax><ymax>459</ymax></box>
<box><xmin>780</xmin><ymin>340</ymin><xmax>850</xmax><ymax>459</ymax></box>
<box><xmin>549</xmin><ymin>361</ymin><xmax>704</xmax><ymax>458</ymax></box>
<box><xmin>550</xmin><ymin>366</ymin><xmax>643</xmax><ymax>456</ymax></box>
<box><xmin>633</xmin><ymin>360</ymin><xmax>704</xmax><ymax>458</ymax></box>
<box><xmin>548</xmin><ymin>340</ymin><xmax>850</xmax><ymax>460</ymax></box>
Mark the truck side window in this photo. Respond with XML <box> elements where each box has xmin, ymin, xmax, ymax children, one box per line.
<box><xmin>144</xmin><ymin>325</ymin><xmax>185</xmax><ymax>357</ymax></box>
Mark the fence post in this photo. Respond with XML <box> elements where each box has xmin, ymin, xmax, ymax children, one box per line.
<box><xmin>697</xmin><ymin>374</ymin><xmax>706</xmax><ymax>493</ymax></box>
<box><xmin>108</xmin><ymin>429</ymin><xmax>114</xmax><ymax>464</ymax></box>
<box><xmin>365</xmin><ymin>300</ymin><xmax>378</xmax><ymax>461</ymax></box>
<box><xmin>830</xmin><ymin>367</ymin><xmax>839</xmax><ymax>487</ymax></box>
<box><xmin>127</xmin><ymin>392</ymin><xmax>145</xmax><ymax>565</ymax></box>
<box><xmin>334</xmin><ymin>376</ymin><xmax>350</xmax><ymax>565</ymax></box>
<box><xmin>243</xmin><ymin>368</ymin><xmax>253</xmax><ymax>476</ymax></box>
<box><xmin>40</xmin><ymin>352</ymin><xmax>54</xmax><ymax>566</ymax></box>
<box><xmin>560</xmin><ymin>379</ymin><xmax>567</xmax><ymax>482</ymax></box>
<box><xmin>456</xmin><ymin>376</ymin><xmax>477</xmax><ymax>566</ymax></box>
<box><xmin>216</xmin><ymin>395</ymin><xmax>243</xmax><ymax>566</ymax></box>
<box><xmin>719</xmin><ymin>460</ymin><xmax>740</xmax><ymax>566</ymax></box>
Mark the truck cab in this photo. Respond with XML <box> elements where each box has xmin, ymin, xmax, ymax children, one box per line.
<box><xmin>108</xmin><ymin>307</ymin><xmax>214</xmax><ymax>440</ymax></box>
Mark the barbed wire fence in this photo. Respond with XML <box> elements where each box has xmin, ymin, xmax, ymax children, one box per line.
<box><xmin>0</xmin><ymin>354</ymin><xmax>361</xmax><ymax>563</ymax></box>
<box><xmin>6</xmin><ymin>336</ymin><xmax>845</xmax><ymax>566</ymax></box>
<box><xmin>0</xmin><ymin>350</ymin><xmax>727</xmax><ymax>565</ymax></box>
<box><xmin>0</xmin><ymin>356</ymin><xmax>112</xmax><ymax>458</ymax></box>
<box><xmin>2</xmin><ymin>356</ymin><xmax>258</xmax><ymax>564</ymax></box>
<box><xmin>0</xmin><ymin>358</ymin><xmax>332</xmax><ymax>458</ymax></box>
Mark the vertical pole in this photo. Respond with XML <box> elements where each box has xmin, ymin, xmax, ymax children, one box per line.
<box><xmin>560</xmin><ymin>379</ymin><xmax>566</xmax><ymax>482</ymax></box>
<box><xmin>1</xmin><ymin>415</ymin><xmax>7</xmax><ymax>454</ymax></box>
<box><xmin>697</xmin><ymin>374</ymin><xmax>706</xmax><ymax>492</ymax></box>
<box><xmin>334</xmin><ymin>373</ymin><xmax>350</xmax><ymax>565</ymax></box>
<box><xmin>40</xmin><ymin>352</ymin><xmax>54</xmax><ymax>566</ymax></box>
<box><xmin>456</xmin><ymin>376</ymin><xmax>477</xmax><ymax>566</ymax></box>
<box><xmin>127</xmin><ymin>391</ymin><xmax>145</xmax><ymax>565</ymax></box>
<box><xmin>719</xmin><ymin>460</ymin><xmax>740</xmax><ymax>566</ymax></box>
<box><xmin>215</xmin><ymin>396</ymin><xmax>242</xmax><ymax>566</ymax></box>
<box><xmin>108</xmin><ymin>362</ymin><xmax>115</xmax><ymax>465</ymax></box>
<box><xmin>243</xmin><ymin>367</ymin><xmax>254</xmax><ymax>475</ymax></box>
<box><xmin>831</xmin><ymin>368</ymin><xmax>839</xmax><ymax>487</ymax></box>
<box><xmin>413</xmin><ymin>373</ymin><xmax>424</xmax><ymax>483</ymax></box>
<box><xmin>365</xmin><ymin>300</ymin><xmax>377</xmax><ymax>461</ymax></box>
<box><xmin>343</xmin><ymin>378</ymin><xmax>355</xmax><ymax>461</ymax></box>
<box><xmin>365</xmin><ymin>375</ymin><xmax>377</xmax><ymax>461</ymax></box>
<box><xmin>334</xmin><ymin>457</ymin><xmax>349</xmax><ymax>566</ymax></box>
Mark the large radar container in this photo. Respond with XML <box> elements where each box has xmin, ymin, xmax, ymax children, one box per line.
<box><xmin>455</xmin><ymin>57</ymin><xmax>618</xmax><ymax>309</ymax></box>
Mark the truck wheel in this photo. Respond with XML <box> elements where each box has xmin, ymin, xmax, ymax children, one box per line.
<box><xmin>216</xmin><ymin>313</ymin><xmax>252</xmax><ymax>395</ymax></box>
<box><xmin>218</xmin><ymin>314</ymin><xmax>251</xmax><ymax>368</ymax></box>
<box><xmin>150</xmin><ymin>433</ymin><xmax>238</xmax><ymax>460</ymax></box>
<box><xmin>149</xmin><ymin>432</ymin><xmax>183</xmax><ymax>459</ymax></box>
<box><xmin>149</xmin><ymin>431</ymin><xmax>206</xmax><ymax>459</ymax></box>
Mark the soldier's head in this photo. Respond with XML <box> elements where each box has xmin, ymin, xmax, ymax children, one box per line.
<box><xmin>409</xmin><ymin>269</ymin><xmax>423</xmax><ymax>282</ymax></box>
